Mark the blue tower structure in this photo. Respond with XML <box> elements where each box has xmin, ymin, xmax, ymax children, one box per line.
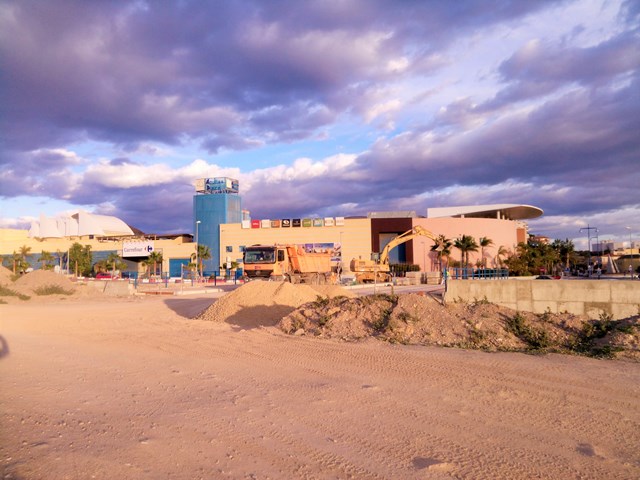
<box><xmin>193</xmin><ymin>178</ymin><xmax>242</xmax><ymax>276</ymax></box>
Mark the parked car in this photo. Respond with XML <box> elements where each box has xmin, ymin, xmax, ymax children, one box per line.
<box><xmin>96</xmin><ymin>272</ymin><xmax>118</xmax><ymax>279</ymax></box>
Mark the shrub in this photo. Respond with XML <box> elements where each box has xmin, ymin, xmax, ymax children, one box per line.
<box><xmin>0</xmin><ymin>285</ymin><xmax>30</xmax><ymax>300</ymax></box>
<box><xmin>505</xmin><ymin>312</ymin><xmax>550</xmax><ymax>350</ymax></box>
<box><xmin>33</xmin><ymin>284</ymin><xmax>74</xmax><ymax>296</ymax></box>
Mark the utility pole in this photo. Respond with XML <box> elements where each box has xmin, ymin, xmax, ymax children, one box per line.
<box><xmin>580</xmin><ymin>225</ymin><xmax>598</xmax><ymax>273</ymax></box>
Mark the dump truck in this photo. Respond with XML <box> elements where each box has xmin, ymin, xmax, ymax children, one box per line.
<box><xmin>350</xmin><ymin>225</ymin><xmax>438</xmax><ymax>283</ymax></box>
<box><xmin>243</xmin><ymin>244</ymin><xmax>335</xmax><ymax>284</ymax></box>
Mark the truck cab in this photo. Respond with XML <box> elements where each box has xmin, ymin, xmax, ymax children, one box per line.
<box><xmin>243</xmin><ymin>245</ymin><xmax>286</xmax><ymax>280</ymax></box>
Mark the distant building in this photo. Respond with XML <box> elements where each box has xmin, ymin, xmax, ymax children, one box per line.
<box><xmin>1</xmin><ymin>198</ymin><xmax>545</xmax><ymax>278</ymax></box>
<box><xmin>192</xmin><ymin>177</ymin><xmax>243</xmax><ymax>276</ymax></box>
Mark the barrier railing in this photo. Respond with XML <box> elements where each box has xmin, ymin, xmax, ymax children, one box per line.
<box><xmin>450</xmin><ymin>268</ymin><xmax>509</xmax><ymax>280</ymax></box>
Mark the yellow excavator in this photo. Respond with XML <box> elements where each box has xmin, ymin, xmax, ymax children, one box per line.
<box><xmin>350</xmin><ymin>225</ymin><xmax>438</xmax><ymax>283</ymax></box>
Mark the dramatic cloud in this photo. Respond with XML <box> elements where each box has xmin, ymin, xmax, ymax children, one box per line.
<box><xmin>0</xmin><ymin>0</ymin><xmax>638</xmax><ymax>245</ymax></box>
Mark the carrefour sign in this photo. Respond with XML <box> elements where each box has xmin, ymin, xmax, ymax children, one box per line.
<box><xmin>122</xmin><ymin>241</ymin><xmax>155</xmax><ymax>258</ymax></box>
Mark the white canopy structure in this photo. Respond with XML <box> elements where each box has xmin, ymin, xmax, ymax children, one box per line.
<box><xmin>28</xmin><ymin>211</ymin><xmax>135</xmax><ymax>239</ymax></box>
<box><xmin>427</xmin><ymin>204</ymin><xmax>543</xmax><ymax>221</ymax></box>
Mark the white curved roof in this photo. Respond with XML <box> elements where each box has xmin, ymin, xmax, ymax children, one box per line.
<box><xmin>29</xmin><ymin>211</ymin><xmax>134</xmax><ymax>239</ymax></box>
<box><xmin>427</xmin><ymin>204</ymin><xmax>543</xmax><ymax>220</ymax></box>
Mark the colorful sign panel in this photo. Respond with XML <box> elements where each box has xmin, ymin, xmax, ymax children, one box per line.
<box><xmin>242</xmin><ymin>216</ymin><xmax>344</xmax><ymax>229</ymax></box>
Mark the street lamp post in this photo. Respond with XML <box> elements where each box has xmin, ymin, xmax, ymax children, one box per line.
<box><xmin>580</xmin><ymin>225</ymin><xmax>598</xmax><ymax>274</ymax></box>
<box><xmin>195</xmin><ymin>220</ymin><xmax>201</xmax><ymax>282</ymax></box>
<box><xmin>627</xmin><ymin>226</ymin><xmax>633</xmax><ymax>255</ymax></box>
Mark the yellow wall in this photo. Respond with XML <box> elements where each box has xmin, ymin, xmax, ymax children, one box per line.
<box><xmin>0</xmin><ymin>229</ymin><xmax>194</xmax><ymax>274</ymax></box>
<box><xmin>219</xmin><ymin>218</ymin><xmax>372</xmax><ymax>271</ymax></box>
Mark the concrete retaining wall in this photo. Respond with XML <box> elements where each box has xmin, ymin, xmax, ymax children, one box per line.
<box><xmin>84</xmin><ymin>280</ymin><xmax>135</xmax><ymax>296</ymax></box>
<box><xmin>446</xmin><ymin>279</ymin><xmax>640</xmax><ymax>319</ymax></box>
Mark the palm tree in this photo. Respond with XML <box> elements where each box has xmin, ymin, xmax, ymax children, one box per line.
<box><xmin>191</xmin><ymin>244</ymin><xmax>211</xmax><ymax>278</ymax></box>
<box><xmin>496</xmin><ymin>245</ymin><xmax>509</xmax><ymax>267</ymax></box>
<box><xmin>430</xmin><ymin>235</ymin><xmax>452</xmax><ymax>271</ymax></box>
<box><xmin>11</xmin><ymin>251</ymin><xmax>21</xmax><ymax>274</ymax></box>
<box><xmin>105</xmin><ymin>252</ymin><xmax>126</xmax><ymax>277</ymax></box>
<box><xmin>17</xmin><ymin>245</ymin><xmax>31</xmax><ymax>274</ymax></box>
<box><xmin>479</xmin><ymin>237</ymin><xmax>494</xmax><ymax>268</ymax></box>
<box><xmin>147</xmin><ymin>251</ymin><xmax>164</xmax><ymax>277</ymax></box>
<box><xmin>551</xmin><ymin>238</ymin><xmax>575</xmax><ymax>269</ymax></box>
<box><xmin>454</xmin><ymin>235</ymin><xmax>478</xmax><ymax>269</ymax></box>
<box><xmin>38</xmin><ymin>250</ymin><xmax>55</xmax><ymax>270</ymax></box>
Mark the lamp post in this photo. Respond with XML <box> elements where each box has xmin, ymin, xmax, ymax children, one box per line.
<box><xmin>338</xmin><ymin>231</ymin><xmax>344</xmax><ymax>281</ymax></box>
<box><xmin>627</xmin><ymin>226</ymin><xmax>633</xmax><ymax>255</ymax></box>
<box><xmin>580</xmin><ymin>225</ymin><xmax>598</xmax><ymax>273</ymax></box>
<box><xmin>195</xmin><ymin>220</ymin><xmax>201</xmax><ymax>282</ymax></box>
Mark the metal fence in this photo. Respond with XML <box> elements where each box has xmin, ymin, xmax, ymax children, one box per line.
<box><xmin>449</xmin><ymin>268</ymin><xmax>509</xmax><ymax>280</ymax></box>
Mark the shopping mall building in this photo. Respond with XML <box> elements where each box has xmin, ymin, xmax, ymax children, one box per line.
<box><xmin>0</xmin><ymin>177</ymin><xmax>542</xmax><ymax>278</ymax></box>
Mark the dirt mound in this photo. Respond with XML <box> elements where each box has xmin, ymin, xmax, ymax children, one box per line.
<box><xmin>13</xmin><ymin>269</ymin><xmax>77</xmax><ymax>295</ymax></box>
<box><xmin>197</xmin><ymin>281</ymin><xmax>354</xmax><ymax>327</ymax></box>
<box><xmin>308</xmin><ymin>284</ymin><xmax>357</xmax><ymax>299</ymax></box>
<box><xmin>279</xmin><ymin>294</ymin><xmax>640</xmax><ymax>360</ymax></box>
<box><xmin>0</xmin><ymin>265</ymin><xmax>13</xmax><ymax>285</ymax></box>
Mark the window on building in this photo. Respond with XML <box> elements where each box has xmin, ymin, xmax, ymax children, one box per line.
<box><xmin>226</xmin><ymin>246</ymin><xmax>233</xmax><ymax>253</ymax></box>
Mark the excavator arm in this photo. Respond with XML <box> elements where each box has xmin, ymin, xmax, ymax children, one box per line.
<box><xmin>378</xmin><ymin>226</ymin><xmax>438</xmax><ymax>265</ymax></box>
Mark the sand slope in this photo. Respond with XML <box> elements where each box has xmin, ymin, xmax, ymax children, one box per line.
<box><xmin>1</xmin><ymin>293</ymin><xmax>639</xmax><ymax>479</ymax></box>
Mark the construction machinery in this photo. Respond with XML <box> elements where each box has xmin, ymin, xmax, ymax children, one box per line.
<box><xmin>350</xmin><ymin>225</ymin><xmax>438</xmax><ymax>283</ymax></box>
<box><xmin>243</xmin><ymin>244</ymin><xmax>335</xmax><ymax>284</ymax></box>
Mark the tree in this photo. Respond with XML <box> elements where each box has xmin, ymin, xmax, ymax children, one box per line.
<box><xmin>496</xmin><ymin>245</ymin><xmax>509</xmax><ymax>267</ymax></box>
<box><xmin>479</xmin><ymin>237</ymin><xmax>494</xmax><ymax>268</ymax></box>
<box><xmin>505</xmin><ymin>240</ymin><xmax>561</xmax><ymax>276</ymax></box>
<box><xmin>551</xmin><ymin>238</ymin><xmax>575</xmax><ymax>269</ymax></box>
<box><xmin>147</xmin><ymin>251</ymin><xmax>164</xmax><ymax>277</ymax></box>
<box><xmin>191</xmin><ymin>244</ymin><xmax>211</xmax><ymax>278</ymax></box>
<box><xmin>55</xmin><ymin>249</ymin><xmax>66</xmax><ymax>271</ymax></box>
<box><xmin>16</xmin><ymin>245</ymin><xmax>31</xmax><ymax>274</ymax></box>
<box><xmin>38</xmin><ymin>250</ymin><xmax>55</xmax><ymax>270</ymax></box>
<box><xmin>105</xmin><ymin>252</ymin><xmax>127</xmax><ymax>277</ymax></box>
<box><xmin>430</xmin><ymin>235</ymin><xmax>452</xmax><ymax>271</ymax></box>
<box><xmin>10</xmin><ymin>250</ymin><xmax>28</xmax><ymax>274</ymax></box>
<box><xmin>69</xmin><ymin>243</ymin><xmax>93</xmax><ymax>277</ymax></box>
<box><xmin>454</xmin><ymin>235</ymin><xmax>478</xmax><ymax>268</ymax></box>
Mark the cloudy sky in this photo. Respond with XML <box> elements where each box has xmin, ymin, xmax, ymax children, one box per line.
<box><xmin>1</xmin><ymin>0</ymin><xmax>639</xmax><ymax>248</ymax></box>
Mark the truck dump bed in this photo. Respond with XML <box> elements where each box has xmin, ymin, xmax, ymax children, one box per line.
<box><xmin>286</xmin><ymin>246</ymin><xmax>332</xmax><ymax>274</ymax></box>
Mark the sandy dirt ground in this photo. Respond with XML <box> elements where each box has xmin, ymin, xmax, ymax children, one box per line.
<box><xmin>1</xmin><ymin>293</ymin><xmax>639</xmax><ymax>479</ymax></box>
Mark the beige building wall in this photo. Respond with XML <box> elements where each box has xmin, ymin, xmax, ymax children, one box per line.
<box><xmin>219</xmin><ymin>218</ymin><xmax>372</xmax><ymax>272</ymax></box>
